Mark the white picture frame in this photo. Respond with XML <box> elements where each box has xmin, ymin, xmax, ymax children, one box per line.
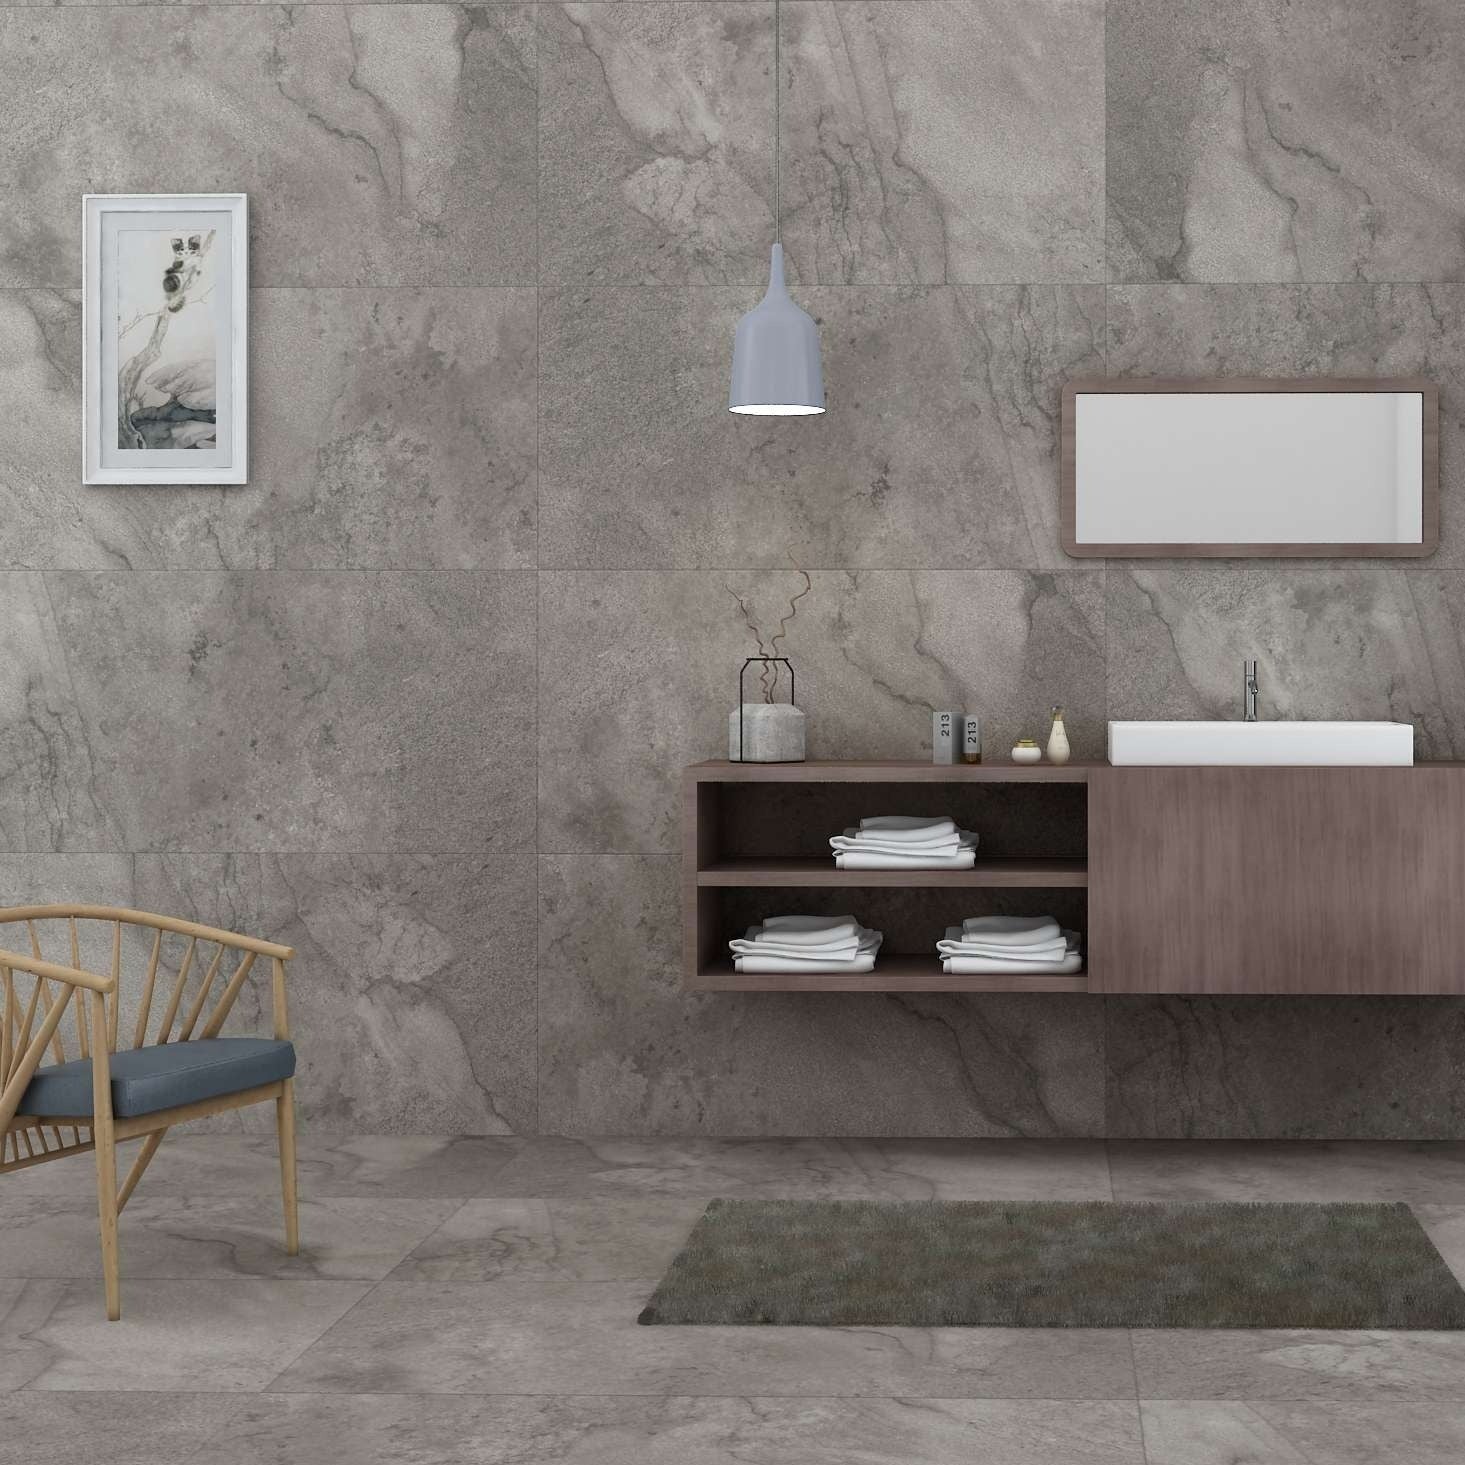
<box><xmin>83</xmin><ymin>193</ymin><xmax>248</xmax><ymax>485</ymax></box>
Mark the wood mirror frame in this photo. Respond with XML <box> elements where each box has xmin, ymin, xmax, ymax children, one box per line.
<box><xmin>1060</xmin><ymin>377</ymin><xmax>1440</xmax><ymax>559</ymax></box>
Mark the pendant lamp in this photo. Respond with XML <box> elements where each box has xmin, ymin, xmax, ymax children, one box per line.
<box><xmin>729</xmin><ymin>0</ymin><xmax>825</xmax><ymax>416</ymax></box>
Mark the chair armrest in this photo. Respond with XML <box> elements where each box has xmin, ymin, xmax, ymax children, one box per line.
<box><xmin>0</xmin><ymin>947</ymin><xmax>114</xmax><ymax>994</ymax></box>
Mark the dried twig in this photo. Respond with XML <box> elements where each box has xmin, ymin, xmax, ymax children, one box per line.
<box><xmin>724</xmin><ymin>567</ymin><xmax>812</xmax><ymax>703</ymax></box>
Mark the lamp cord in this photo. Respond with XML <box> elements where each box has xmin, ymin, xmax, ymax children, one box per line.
<box><xmin>773</xmin><ymin>0</ymin><xmax>781</xmax><ymax>243</ymax></box>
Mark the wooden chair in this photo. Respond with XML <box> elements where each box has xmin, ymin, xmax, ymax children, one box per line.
<box><xmin>0</xmin><ymin>905</ymin><xmax>299</xmax><ymax>1320</ymax></box>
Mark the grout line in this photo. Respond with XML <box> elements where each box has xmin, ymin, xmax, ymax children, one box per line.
<box><xmin>8</xmin><ymin>279</ymin><xmax>1459</xmax><ymax>292</ymax></box>
<box><xmin>533</xmin><ymin>0</ymin><xmax>544</xmax><ymax>1140</ymax></box>
<box><xmin>252</xmin><ymin>1277</ymin><xmax>389</xmax><ymax>1393</ymax></box>
<box><xmin>1133</xmin><ymin>1346</ymin><xmax>1153</xmax><ymax>1464</ymax></box>
<box><xmin>8</xmin><ymin>566</ymin><xmax>1453</xmax><ymax>576</ymax></box>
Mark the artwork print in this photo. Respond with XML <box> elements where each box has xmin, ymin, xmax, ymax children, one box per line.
<box><xmin>116</xmin><ymin>228</ymin><xmax>219</xmax><ymax>451</ymax></box>
<box><xmin>83</xmin><ymin>194</ymin><xmax>247</xmax><ymax>485</ymax></box>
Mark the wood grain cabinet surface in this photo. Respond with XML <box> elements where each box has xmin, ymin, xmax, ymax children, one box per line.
<box><xmin>1088</xmin><ymin>767</ymin><xmax>1465</xmax><ymax>994</ymax></box>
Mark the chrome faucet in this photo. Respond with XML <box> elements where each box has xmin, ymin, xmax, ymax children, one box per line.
<box><xmin>1243</xmin><ymin>660</ymin><xmax>1259</xmax><ymax>722</ymax></box>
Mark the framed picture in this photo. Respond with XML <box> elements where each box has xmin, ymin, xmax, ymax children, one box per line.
<box><xmin>83</xmin><ymin>194</ymin><xmax>247</xmax><ymax>485</ymax></box>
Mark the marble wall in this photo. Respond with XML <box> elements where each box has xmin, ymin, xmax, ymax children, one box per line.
<box><xmin>4</xmin><ymin>0</ymin><xmax>1465</xmax><ymax>1138</ymax></box>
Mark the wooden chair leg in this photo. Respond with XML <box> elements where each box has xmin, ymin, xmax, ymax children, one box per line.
<box><xmin>276</xmin><ymin>1077</ymin><xmax>299</xmax><ymax>1255</ymax></box>
<box><xmin>117</xmin><ymin>1128</ymin><xmax>167</xmax><ymax>1213</ymax></box>
<box><xmin>89</xmin><ymin>991</ymin><xmax>120</xmax><ymax>1321</ymax></box>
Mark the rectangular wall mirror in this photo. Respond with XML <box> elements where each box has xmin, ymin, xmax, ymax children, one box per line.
<box><xmin>1061</xmin><ymin>378</ymin><xmax>1439</xmax><ymax>558</ymax></box>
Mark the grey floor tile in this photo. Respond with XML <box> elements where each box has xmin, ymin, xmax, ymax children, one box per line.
<box><xmin>0</xmin><ymin>1196</ymin><xmax>462</xmax><ymax>1282</ymax></box>
<box><xmin>209</xmin><ymin>1394</ymin><xmax>1145</xmax><ymax>1465</ymax></box>
<box><xmin>841</xmin><ymin>1140</ymin><xmax>1113</xmax><ymax>1201</ymax></box>
<box><xmin>481</xmin><ymin>1137</ymin><xmax>882</xmax><ymax>1200</ymax></box>
<box><xmin>387</xmin><ymin>1198</ymin><xmax>706</xmax><ymax>1282</ymax></box>
<box><xmin>273</xmin><ymin>1279</ymin><xmax>1137</xmax><ymax>1397</ymax></box>
<box><xmin>3</xmin><ymin>1135</ymin><xmax>524</xmax><ymax>1202</ymax></box>
<box><xmin>0</xmin><ymin>1392</ymin><xmax>244</xmax><ymax>1465</ymax></box>
<box><xmin>1414</xmin><ymin>1206</ymin><xmax>1465</xmax><ymax>1289</ymax></box>
<box><xmin>1140</xmin><ymin>1400</ymin><xmax>1465</xmax><ymax>1465</ymax></box>
<box><xmin>1109</xmin><ymin>1142</ymin><xmax>1465</xmax><ymax>1204</ymax></box>
<box><xmin>1</xmin><ymin>1278</ymin><xmax>369</xmax><ymax>1392</ymax></box>
<box><xmin>1132</xmin><ymin>1330</ymin><xmax>1465</xmax><ymax>1402</ymax></box>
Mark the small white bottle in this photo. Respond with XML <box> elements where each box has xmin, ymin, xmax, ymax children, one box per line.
<box><xmin>932</xmin><ymin>710</ymin><xmax>958</xmax><ymax>765</ymax></box>
<box><xmin>1046</xmin><ymin>706</ymin><xmax>1071</xmax><ymax>766</ymax></box>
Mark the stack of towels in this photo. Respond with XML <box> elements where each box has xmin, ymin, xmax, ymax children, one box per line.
<box><xmin>937</xmin><ymin>916</ymin><xmax>1082</xmax><ymax>975</ymax></box>
<box><xmin>829</xmin><ymin>815</ymin><xmax>979</xmax><ymax>870</ymax></box>
<box><xmin>729</xmin><ymin>914</ymin><xmax>883</xmax><ymax>974</ymax></box>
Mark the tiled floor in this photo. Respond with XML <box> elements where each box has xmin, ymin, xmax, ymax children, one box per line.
<box><xmin>5</xmin><ymin>1138</ymin><xmax>1465</xmax><ymax>1462</ymax></box>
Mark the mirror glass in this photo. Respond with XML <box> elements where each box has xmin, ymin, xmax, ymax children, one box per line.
<box><xmin>1066</xmin><ymin>386</ymin><xmax>1432</xmax><ymax>555</ymax></box>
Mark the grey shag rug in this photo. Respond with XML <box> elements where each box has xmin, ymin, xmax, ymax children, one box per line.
<box><xmin>638</xmin><ymin>1198</ymin><xmax>1465</xmax><ymax>1329</ymax></box>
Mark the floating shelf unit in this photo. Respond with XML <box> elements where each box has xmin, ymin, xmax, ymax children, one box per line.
<box><xmin>683</xmin><ymin>760</ymin><xmax>1096</xmax><ymax>993</ymax></box>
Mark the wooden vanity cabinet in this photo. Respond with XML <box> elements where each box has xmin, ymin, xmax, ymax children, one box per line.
<box><xmin>1087</xmin><ymin>767</ymin><xmax>1465</xmax><ymax>994</ymax></box>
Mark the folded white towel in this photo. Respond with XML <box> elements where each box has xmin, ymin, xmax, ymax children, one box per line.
<box><xmin>730</xmin><ymin>925</ymin><xmax>880</xmax><ymax>960</ymax></box>
<box><xmin>943</xmin><ymin>949</ymin><xmax>1082</xmax><ymax>976</ymax></box>
<box><xmin>942</xmin><ymin>943</ymin><xmax>1069</xmax><ymax>962</ymax></box>
<box><xmin>733</xmin><ymin>941</ymin><xmax>860</xmax><ymax>960</ymax></box>
<box><xmin>942</xmin><ymin>932</ymin><xmax>1081</xmax><ymax>975</ymax></box>
<box><xmin>830</xmin><ymin>828</ymin><xmax>977</xmax><ymax>855</ymax></box>
<box><xmin>856</xmin><ymin>815</ymin><xmax>957</xmax><ymax>843</ymax></box>
<box><xmin>837</xmin><ymin>849</ymin><xmax>977</xmax><ymax>870</ymax></box>
<box><xmin>937</xmin><ymin>926</ymin><xmax>1069</xmax><ymax>960</ymax></box>
<box><xmin>737</xmin><ymin>951</ymin><xmax>879</xmax><ymax>974</ymax></box>
<box><xmin>958</xmin><ymin>915</ymin><xmax>1061</xmax><ymax>947</ymax></box>
<box><xmin>756</xmin><ymin>914</ymin><xmax>859</xmax><ymax>945</ymax></box>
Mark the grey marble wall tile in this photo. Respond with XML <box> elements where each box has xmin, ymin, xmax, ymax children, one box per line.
<box><xmin>539</xmin><ymin>1</ymin><xmax>1104</xmax><ymax>287</ymax></box>
<box><xmin>780</xmin><ymin>0</ymin><xmax>1105</xmax><ymax>284</ymax></box>
<box><xmin>247</xmin><ymin>855</ymin><xmax>537</xmax><ymax>1134</ymax></box>
<box><xmin>538</xmin><ymin>4</ymin><xmax>775</xmax><ymax>287</ymax></box>
<box><xmin>539</xmin><ymin>569</ymin><xmax>1105</xmax><ymax>853</ymax></box>
<box><xmin>0</xmin><ymin>289</ymin><xmax>536</xmax><ymax>570</ymax></box>
<box><xmin>135</xmin><ymin>853</ymin><xmax>536</xmax><ymax>1133</ymax></box>
<box><xmin>0</xmin><ymin>853</ymin><xmax>536</xmax><ymax>1133</ymax></box>
<box><xmin>0</xmin><ymin>7</ymin><xmax>536</xmax><ymax>288</ymax></box>
<box><xmin>0</xmin><ymin>579</ymin><xmax>119</xmax><ymax>852</ymax></box>
<box><xmin>1108</xmin><ymin>284</ymin><xmax>1465</xmax><ymax>565</ymax></box>
<box><xmin>538</xmin><ymin>855</ymin><xmax>1106</xmax><ymax>1136</ymax></box>
<box><xmin>0</xmin><ymin>854</ymin><xmax>133</xmax><ymax>906</ymax></box>
<box><xmin>1106</xmin><ymin>998</ymin><xmax>1465</xmax><ymax>1139</ymax></box>
<box><xmin>539</xmin><ymin>285</ymin><xmax>1104</xmax><ymax>569</ymax></box>
<box><xmin>246</xmin><ymin>290</ymin><xmax>537</xmax><ymax>568</ymax></box>
<box><xmin>1106</xmin><ymin>566</ymin><xmax>1465</xmax><ymax>760</ymax></box>
<box><xmin>4</xmin><ymin>572</ymin><xmax>535</xmax><ymax>852</ymax></box>
<box><xmin>1107</xmin><ymin>0</ymin><xmax>1465</xmax><ymax>282</ymax></box>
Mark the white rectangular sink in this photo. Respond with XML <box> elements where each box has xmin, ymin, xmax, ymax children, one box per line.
<box><xmin>1107</xmin><ymin>720</ymin><xmax>1415</xmax><ymax>766</ymax></box>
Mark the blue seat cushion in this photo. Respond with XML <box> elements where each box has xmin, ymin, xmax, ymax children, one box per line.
<box><xmin>20</xmin><ymin>1038</ymin><xmax>296</xmax><ymax>1119</ymax></box>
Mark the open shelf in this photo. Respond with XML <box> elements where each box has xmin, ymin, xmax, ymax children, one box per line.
<box><xmin>691</xmin><ymin>955</ymin><xmax>1088</xmax><ymax>993</ymax></box>
<box><xmin>684</xmin><ymin>760</ymin><xmax>1092</xmax><ymax>993</ymax></box>
<box><xmin>697</xmin><ymin>857</ymin><xmax>1088</xmax><ymax>888</ymax></box>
